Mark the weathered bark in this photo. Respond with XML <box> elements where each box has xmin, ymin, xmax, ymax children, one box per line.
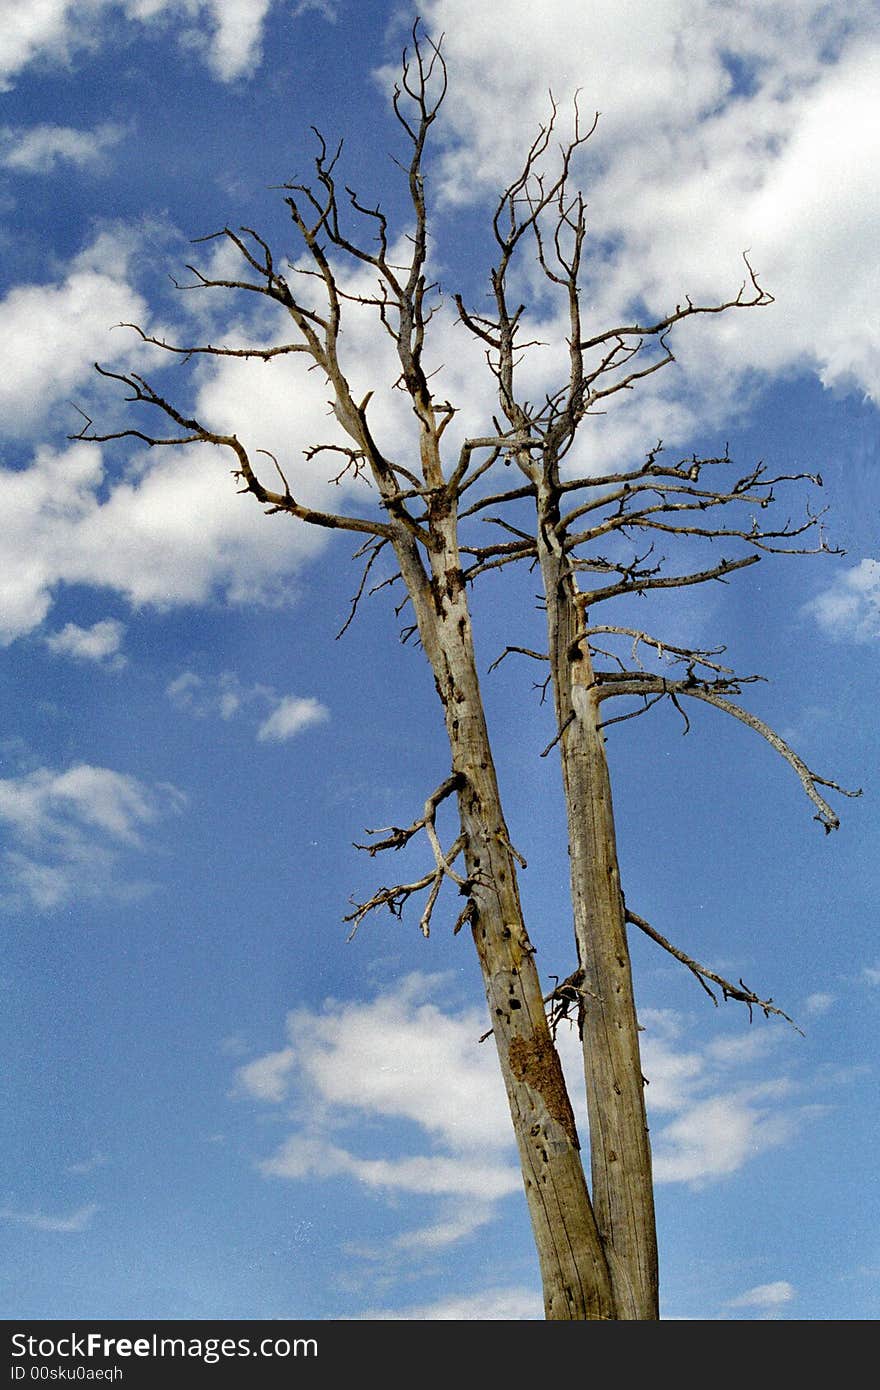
<box><xmin>536</xmin><ymin>488</ymin><xmax>659</xmax><ymax>1320</ymax></box>
<box><xmin>390</xmin><ymin>491</ymin><xmax>617</xmax><ymax>1320</ymax></box>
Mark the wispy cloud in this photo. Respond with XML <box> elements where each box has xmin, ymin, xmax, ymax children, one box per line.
<box><xmin>803</xmin><ymin>992</ymin><xmax>835</xmax><ymax>1016</ymax></box>
<box><xmin>0</xmin><ymin>763</ymin><xmax>185</xmax><ymax>910</ymax></box>
<box><xmin>167</xmin><ymin>671</ymin><xmax>328</xmax><ymax>742</ymax></box>
<box><xmin>236</xmin><ymin>973</ymin><xmax>520</xmax><ymax>1254</ymax></box>
<box><xmin>0</xmin><ymin>122</ymin><xmax>124</xmax><ymax>173</ymax></box>
<box><xmin>0</xmin><ymin>1203</ymin><xmax>98</xmax><ymax>1233</ymax></box>
<box><xmin>359</xmin><ymin>1287</ymin><xmax>542</xmax><ymax>1320</ymax></box>
<box><xmin>726</xmin><ymin>1280</ymin><xmax>796</xmax><ymax>1312</ymax></box>
<box><xmin>65</xmin><ymin>1152</ymin><xmax>109</xmax><ymax>1176</ymax></box>
<box><xmin>805</xmin><ymin>559</ymin><xmax>880</xmax><ymax>642</ymax></box>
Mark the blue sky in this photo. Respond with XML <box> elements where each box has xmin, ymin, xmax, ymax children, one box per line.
<box><xmin>1</xmin><ymin>0</ymin><xmax>878</xmax><ymax>1322</ymax></box>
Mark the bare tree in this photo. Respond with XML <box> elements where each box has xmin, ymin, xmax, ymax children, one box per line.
<box><xmin>75</xmin><ymin>29</ymin><xmax>857</xmax><ymax>1320</ymax></box>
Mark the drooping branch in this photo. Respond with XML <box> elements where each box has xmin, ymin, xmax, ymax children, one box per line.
<box><xmin>335</xmin><ymin>536</ymin><xmax>390</xmax><ymax>639</ymax></box>
<box><xmin>71</xmin><ymin>369</ymin><xmax>396</xmax><ymax>541</ymax></box>
<box><xmin>595</xmin><ymin>673</ymin><xmax>861</xmax><ymax>830</ymax></box>
<box><xmin>624</xmin><ymin>907</ymin><xmax>802</xmax><ymax>1032</ymax></box>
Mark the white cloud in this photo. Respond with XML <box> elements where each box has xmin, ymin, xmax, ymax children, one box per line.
<box><xmin>235</xmin><ymin>1046</ymin><xmax>295</xmax><ymax>1102</ymax></box>
<box><xmin>0</xmin><ymin>0</ymin><xmax>77</xmax><ymax>92</ymax></box>
<box><xmin>235</xmin><ymin>975</ymin><xmax>817</xmax><ymax>1275</ymax></box>
<box><xmin>236</xmin><ymin>973</ymin><xmax>522</xmax><ymax>1250</ymax></box>
<box><xmin>803</xmin><ymin>992</ymin><xmax>835</xmax><ymax>1016</ymax></box>
<box><xmin>0</xmin><ymin>229</ymin><xmax>152</xmax><ymax>438</ymax></box>
<box><xmin>805</xmin><ymin>559</ymin><xmax>880</xmax><ymax>642</ymax></box>
<box><xmin>359</xmin><ymin>1286</ymin><xmax>542</xmax><ymax>1320</ymax></box>
<box><xmin>862</xmin><ymin>963</ymin><xmax>880</xmax><ymax>986</ymax></box>
<box><xmin>407</xmin><ymin>1</ymin><xmax>880</xmax><ymax>421</ymax></box>
<box><xmin>167</xmin><ymin>671</ymin><xmax>329</xmax><ymax>741</ymax></box>
<box><xmin>45</xmin><ymin>618</ymin><xmax>126</xmax><ymax>667</ymax></box>
<box><xmin>261</xmin><ymin>1137</ymin><xmax>520</xmax><ymax>1201</ymax></box>
<box><xmin>0</xmin><ymin>122</ymin><xmax>124</xmax><ymax>173</ymax></box>
<box><xmin>650</xmin><ymin>1086</ymin><xmax>801</xmax><ymax>1185</ymax></box>
<box><xmin>726</xmin><ymin>1279</ymin><xmax>795</xmax><ymax>1310</ymax></box>
<box><xmin>256</xmin><ymin>695</ymin><xmax>328</xmax><ymax>742</ymax></box>
<box><xmin>198</xmin><ymin>0</ymin><xmax>274</xmax><ymax>82</ymax></box>
<box><xmin>0</xmin><ymin>438</ymin><xmax>329</xmax><ymax>644</ymax></box>
<box><xmin>0</xmin><ymin>1</ymin><xmax>336</xmax><ymax>90</ymax></box>
<box><xmin>0</xmin><ymin>763</ymin><xmax>157</xmax><ymax>842</ymax></box>
<box><xmin>0</xmin><ymin>1203</ymin><xmax>98</xmax><ymax>1233</ymax></box>
<box><xmin>0</xmin><ymin>763</ymin><xmax>184</xmax><ymax>909</ymax></box>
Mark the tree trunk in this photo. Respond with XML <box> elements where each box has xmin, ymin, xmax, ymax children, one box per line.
<box><xmin>536</xmin><ymin>498</ymin><xmax>659</xmax><ymax>1320</ymax></box>
<box><xmin>392</xmin><ymin>514</ymin><xmax>618</xmax><ymax>1319</ymax></box>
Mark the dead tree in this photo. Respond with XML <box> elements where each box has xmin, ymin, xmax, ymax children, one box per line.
<box><xmin>450</xmin><ymin>104</ymin><xmax>857</xmax><ymax>1316</ymax></box>
<box><xmin>74</xmin><ymin>30</ymin><xmax>857</xmax><ymax>1319</ymax></box>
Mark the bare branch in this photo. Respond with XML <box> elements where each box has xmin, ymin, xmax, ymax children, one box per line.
<box><xmin>578</xmin><ymin>254</ymin><xmax>774</xmax><ymax>353</ymax></box>
<box><xmin>575</xmin><ymin>553</ymin><xmax>761</xmax><ymax>607</ymax></box>
<box><xmin>595</xmin><ymin>675</ymin><xmax>861</xmax><ymax>829</ymax></box>
<box><xmin>625</xmin><ymin>907</ymin><xmax>802</xmax><ymax>1032</ymax></box>
<box><xmin>354</xmin><ymin>774</ymin><xmax>463</xmax><ymax>856</ymax></box>
<box><xmin>336</xmin><ymin>536</ymin><xmax>389</xmax><ymax>639</ymax></box>
<box><xmin>488</xmin><ymin>645</ymin><xmax>549</xmax><ymax>674</ymax></box>
<box><xmin>73</xmin><ymin>367</ymin><xmax>396</xmax><ymax>542</ymax></box>
<box><xmin>582</xmin><ymin>625</ymin><xmax>739</xmax><ymax>677</ymax></box>
<box><xmin>115</xmin><ymin>321</ymin><xmax>311</xmax><ymax>363</ymax></box>
<box><xmin>540</xmin><ymin>710</ymin><xmax>575</xmax><ymax>758</ymax></box>
<box><xmin>344</xmin><ymin>835</ymin><xmax>466</xmax><ymax>940</ymax></box>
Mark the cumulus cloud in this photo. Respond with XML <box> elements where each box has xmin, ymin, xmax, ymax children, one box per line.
<box><xmin>45</xmin><ymin>619</ymin><xmax>126</xmax><ymax>668</ymax></box>
<box><xmin>0</xmin><ymin>230</ymin><xmax>415</xmax><ymax>642</ymax></box>
<box><xmin>0</xmin><ymin>0</ymin><xmax>76</xmax><ymax>92</ymax></box>
<box><xmin>0</xmin><ymin>436</ymin><xmax>333</xmax><ymax>644</ymax></box>
<box><xmin>407</xmin><ymin>0</ymin><xmax>880</xmax><ymax>421</ymax></box>
<box><xmin>0</xmin><ymin>122</ymin><xmax>124</xmax><ymax>173</ymax></box>
<box><xmin>805</xmin><ymin>559</ymin><xmax>880</xmax><ymax>641</ymax></box>
<box><xmin>0</xmin><ymin>229</ymin><xmax>153</xmax><ymax>438</ymax></box>
<box><xmin>0</xmin><ymin>762</ymin><xmax>184</xmax><ymax>909</ymax></box>
<box><xmin>0</xmin><ymin>1203</ymin><xmax>98</xmax><ymax>1233</ymax></box>
<box><xmin>256</xmin><ymin>695</ymin><xmax>328</xmax><ymax>742</ymax></box>
<box><xmin>234</xmin><ymin>976</ymin><xmax>816</xmax><ymax>1277</ymax></box>
<box><xmin>0</xmin><ymin>2</ymin><xmax>333</xmax><ymax>89</ymax></box>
